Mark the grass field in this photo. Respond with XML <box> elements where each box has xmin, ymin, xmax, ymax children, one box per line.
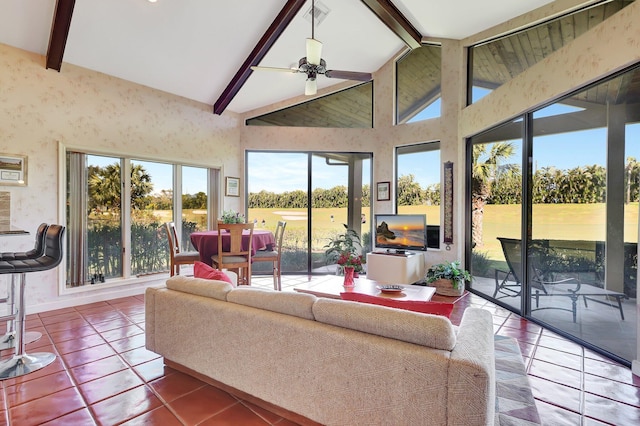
<box><xmin>180</xmin><ymin>203</ymin><xmax>640</xmax><ymax>262</ymax></box>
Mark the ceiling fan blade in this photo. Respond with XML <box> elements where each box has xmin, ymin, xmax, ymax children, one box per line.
<box><xmin>306</xmin><ymin>38</ymin><xmax>322</xmax><ymax>65</ymax></box>
<box><xmin>324</xmin><ymin>70</ymin><xmax>372</xmax><ymax>81</ymax></box>
<box><xmin>251</xmin><ymin>66</ymin><xmax>299</xmax><ymax>73</ymax></box>
<box><xmin>305</xmin><ymin>78</ymin><xmax>317</xmax><ymax>96</ymax></box>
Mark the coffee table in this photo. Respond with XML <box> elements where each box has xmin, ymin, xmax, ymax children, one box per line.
<box><xmin>293</xmin><ymin>275</ymin><xmax>436</xmax><ymax>301</ymax></box>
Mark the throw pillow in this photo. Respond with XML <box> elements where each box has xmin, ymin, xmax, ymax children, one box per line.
<box><xmin>340</xmin><ymin>292</ymin><xmax>454</xmax><ymax>318</ymax></box>
<box><xmin>194</xmin><ymin>261</ymin><xmax>233</xmax><ymax>284</ymax></box>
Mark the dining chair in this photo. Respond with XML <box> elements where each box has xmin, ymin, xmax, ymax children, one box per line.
<box><xmin>212</xmin><ymin>222</ymin><xmax>254</xmax><ymax>286</ymax></box>
<box><xmin>253</xmin><ymin>221</ymin><xmax>286</xmax><ymax>290</ymax></box>
<box><xmin>164</xmin><ymin>222</ymin><xmax>200</xmax><ymax>276</ymax></box>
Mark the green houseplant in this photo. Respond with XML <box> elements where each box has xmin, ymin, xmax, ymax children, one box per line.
<box><xmin>324</xmin><ymin>224</ymin><xmax>366</xmax><ymax>275</ymax></box>
<box><xmin>425</xmin><ymin>261</ymin><xmax>471</xmax><ymax>296</ymax></box>
<box><xmin>220</xmin><ymin>210</ymin><xmax>245</xmax><ymax>224</ymax></box>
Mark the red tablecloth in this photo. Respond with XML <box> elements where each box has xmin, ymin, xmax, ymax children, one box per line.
<box><xmin>190</xmin><ymin>229</ymin><xmax>275</xmax><ymax>266</ymax></box>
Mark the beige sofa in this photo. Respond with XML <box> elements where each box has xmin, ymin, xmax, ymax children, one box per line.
<box><xmin>145</xmin><ymin>275</ymin><xmax>496</xmax><ymax>426</ymax></box>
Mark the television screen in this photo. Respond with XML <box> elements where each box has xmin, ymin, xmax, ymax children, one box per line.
<box><xmin>374</xmin><ymin>214</ymin><xmax>427</xmax><ymax>252</ymax></box>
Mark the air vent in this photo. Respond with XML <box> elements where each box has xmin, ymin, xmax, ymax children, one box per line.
<box><xmin>303</xmin><ymin>0</ymin><xmax>329</xmax><ymax>26</ymax></box>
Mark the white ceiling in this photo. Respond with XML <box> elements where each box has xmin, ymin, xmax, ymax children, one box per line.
<box><xmin>0</xmin><ymin>0</ymin><xmax>553</xmax><ymax>114</ymax></box>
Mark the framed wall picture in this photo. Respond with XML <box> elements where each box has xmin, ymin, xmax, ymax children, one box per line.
<box><xmin>376</xmin><ymin>181</ymin><xmax>390</xmax><ymax>201</ymax></box>
<box><xmin>0</xmin><ymin>154</ymin><xmax>27</xmax><ymax>186</ymax></box>
<box><xmin>225</xmin><ymin>176</ymin><xmax>240</xmax><ymax>197</ymax></box>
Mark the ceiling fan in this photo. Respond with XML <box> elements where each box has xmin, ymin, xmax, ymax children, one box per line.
<box><xmin>250</xmin><ymin>0</ymin><xmax>372</xmax><ymax>96</ymax></box>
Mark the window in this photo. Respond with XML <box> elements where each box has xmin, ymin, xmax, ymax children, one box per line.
<box><xmin>468</xmin><ymin>0</ymin><xmax>634</xmax><ymax>104</ymax></box>
<box><xmin>246</xmin><ymin>82</ymin><xmax>373</xmax><ymax>128</ymax></box>
<box><xmin>66</xmin><ymin>150</ymin><xmax>218</xmax><ymax>288</ymax></box>
<box><xmin>396</xmin><ymin>143</ymin><xmax>441</xmax><ymax>248</ymax></box>
<box><xmin>396</xmin><ymin>44</ymin><xmax>441</xmax><ymax>123</ymax></box>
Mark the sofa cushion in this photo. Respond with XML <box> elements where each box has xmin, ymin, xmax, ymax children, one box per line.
<box><xmin>227</xmin><ymin>288</ymin><xmax>317</xmax><ymax>320</ymax></box>
<box><xmin>312</xmin><ymin>298</ymin><xmax>456</xmax><ymax>351</ymax></box>
<box><xmin>339</xmin><ymin>292</ymin><xmax>454</xmax><ymax>318</ymax></box>
<box><xmin>193</xmin><ymin>261</ymin><xmax>233</xmax><ymax>284</ymax></box>
<box><xmin>166</xmin><ymin>275</ymin><xmax>233</xmax><ymax>301</ymax></box>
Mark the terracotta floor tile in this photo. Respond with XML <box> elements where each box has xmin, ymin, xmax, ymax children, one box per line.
<box><xmin>43</xmin><ymin>317</ymin><xmax>90</xmax><ymax>333</ymax></box>
<box><xmin>40</xmin><ymin>408</ymin><xmax>96</xmax><ymax>425</ymax></box>
<box><xmin>533</xmin><ymin>346</ymin><xmax>582</xmax><ymax>371</ymax></box>
<box><xmin>60</xmin><ymin>343</ymin><xmax>117</xmax><ymax>368</ymax></box>
<box><xmin>149</xmin><ymin>371</ymin><xmax>206</xmax><ymax>403</ymax></box>
<box><xmin>120</xmin><ymin>406</ymin><xmax>183</xmax><ymax>426</ymax></box>
<box><xmin>69</xmin><ymin>355</ymin><xmax>129</xmax><ymax>385</ymax></box>
<box><xmin>78</xmin><ymin>369</ymin><xmax>144</xmax><ymax>405</ymax></box>
<box><xmin>534</xmin><ymin>400</ymin><xmax>582</xmax><ymax>426</ymax></box>
<box><xmin>584</xmin><ymin>373</ymin><xmax>640</xmax><ymax>407</ymax></box>
<box><xmin>537</xmin><ymin>334</ymin><xmax>584</xmax><ymax>356</ymax></box>
<box><xmin>584</xmin><ymin>357</ymin><xmax>640</xmax><ymax>386</ymax></box>
<box><xmin>169</xmin><ymin>385</ymin><xmax>238</xmax><ymax>425</ymax></box>
<box><xmin>99</xmin><ymin>324</ymin><xmax>144</xmax><ymax>343</ymax></box>
<box><xmin>37</xmin><ymin>307</ymin><xmax>77</xmax><ymax>319</ymax></box>
<box><xmin>199</xmin><ymin>401</ymin><xmax>271</xmax><ymax>425</ymax></box>
<box><xmin>583</xmin><ymin>392</ymin><xmax>640</xmax><ymax>424</ymax></box>
<box><xmin>528</xmin><ymin>358</ymin><xmax>583</xmax><ymax>390</ymax></box>
<box><xmin>8</xmin><ymin>387</ymin><xmax>86</xmax><ymax>425</ymax></box>
<box><xmin>48</xmin><ymin>324</ymin><xmax>99</xmax><ymax>343</ymax></box>
<box><xmin>90</xmin><ymin>385</ymin><xmax>162</xmax><ymax>426</ymax></box>
<box><xmin>529</xmin><ymin>375</ymin><xmax>582</xmax><ymax>413</ymax></box>
<box><xmin>54</xmin><ymin>332</ymin><xmax>106</xmax><ymax>355</ymax></box>
<box><xmin>120</xmin><ymin>346</ymin><xmax>162</xmax><ymax>367</ymax></box>
<box><xmin>91</xmin><ymin>317</ymin><xmax>135</xmax><ymax>333</ymax></box>
<box><xmin>39</xmin><ymin>311</ymin><xmax>83</xmax><ymax>326</ymax></box>
<box><xmin>109</xmin><ymin>333</ymin><xmax>145</xmax><ymax>353</ymax></box>
<box><xmin>82</xmin><ymin>310</ymin><xmax>128</xmax><ymax>325</ymax></box>
<box><xmin>5</xmin><ymin>370</ymin><xmax>74</xmax><ymax>406</ymax></box>
<box><xmin>132</xmin><ymin>358</ymin><xmax>176</xmax><ymax>383</ymax></box>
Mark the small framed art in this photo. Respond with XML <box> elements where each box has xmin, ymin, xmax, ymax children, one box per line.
<box><xmin>376</xmin><ymin>181</ymin><xmax>390</xmax><ymax>201</ymax></box>
<box><xmin>225</xmin><ymin>176</ymin><xmax>240</xmax><ymax>197</ymax></box>
<box><xmin>0</xmin><ymin>154</ymin><xmax>27</xmax><ymax>186</ymax></box>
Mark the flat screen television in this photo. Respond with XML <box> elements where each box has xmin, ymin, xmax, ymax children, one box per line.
<box><xmin>374</xmin><ymin>214</ymin><xmax>427</xmax><ymax>253</ymax></box>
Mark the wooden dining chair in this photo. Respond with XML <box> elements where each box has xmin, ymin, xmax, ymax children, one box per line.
<box><xmin>253</xmin><ymin>221</ymin><xmax>286</xmax><ymax>290</ymax></box>
<box><xmin>164</xmin><ymin>222</ymin><xmax>200</xmax><ymax>276</ymax></box>
<box><xmin>212</xmin><ymin>222</ymin><xmax>254</xmax><ymax>286</ymax></box>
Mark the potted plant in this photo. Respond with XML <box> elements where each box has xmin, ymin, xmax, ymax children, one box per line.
<box><xmin>324</xmin><ymin>224</ymin><xmax>366</xmax><ymax>275</ymax></box>
<box><xmin>425</xmin><ymin>261</ymin><xmax>471</xmax><ymax>296</ymax></box>
<box><xmin>220</xmin><ymin>210</ymin><xmax>245</xmax><ymax>224</ymax></box>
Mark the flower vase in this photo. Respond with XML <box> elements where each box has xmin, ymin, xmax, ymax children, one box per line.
<box><xmin>343</xmin><ymin>266</ymin><xmax>355</xmax><ymax>287</ymax></box>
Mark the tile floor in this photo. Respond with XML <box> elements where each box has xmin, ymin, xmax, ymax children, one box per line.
<box><xmin>0</xmin><ymin>274</ymin><xmax>637</xmax><ymax>425</ymax></box>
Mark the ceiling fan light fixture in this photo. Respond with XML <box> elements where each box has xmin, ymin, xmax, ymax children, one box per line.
<box><xmin>305</xmin><ymin>78</ymin><xmax>317</xmax><ymax>96</ymax></box>
<box><xmin>306</xmin><ymin>38</ymin><xmax>323</xmax><ymax>65</ymax></box>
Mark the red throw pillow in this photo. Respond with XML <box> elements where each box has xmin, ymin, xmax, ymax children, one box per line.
<box><xmin>193</xmin><ymin>261</ymin><xmax>232</xmax><ymax>284</ymax></box>
<box><xmin>340</xmin><ymin>292</ymin><xmax>454</xmax><ymax>318</ymax></box>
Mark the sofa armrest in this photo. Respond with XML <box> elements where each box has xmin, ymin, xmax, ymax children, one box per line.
<box><xmin>448</xmin><ymin>308</ymin><xmax>496</xmax><ymax>426</ymax></box>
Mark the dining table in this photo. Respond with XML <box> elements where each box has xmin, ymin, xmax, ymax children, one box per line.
<box><xmin>189</xmin><ymin>229</ymin><xmax>276</xmax><ymax>266</ymax></box>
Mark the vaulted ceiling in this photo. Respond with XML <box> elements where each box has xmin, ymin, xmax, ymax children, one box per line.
<box><xmin>0</xmin><ymin>0</ymin><xmax>557</xmax><ymax>115</ymax></box>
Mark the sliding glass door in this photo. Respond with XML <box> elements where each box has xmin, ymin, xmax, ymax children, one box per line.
<box><xmin>247</xmin><ymin>151</ymin><xmax>372</xmax><ymax>276</ymax></box>
<box><xmin>467</xmin><ymin>65</ymin><xmax>640</xmax><ymax>364</ymax></box>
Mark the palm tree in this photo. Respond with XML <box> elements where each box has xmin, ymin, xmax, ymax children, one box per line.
<box><xmin>471</xmin><ymin>142</ymin><xmax>515</xmax><ymax>247</ymax></box>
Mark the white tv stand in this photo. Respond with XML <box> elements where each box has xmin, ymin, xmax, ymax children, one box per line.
<box><xmin>366</xmin><ymin>251</ymin><xmax>425</xmax><ymax>285</ymax></box>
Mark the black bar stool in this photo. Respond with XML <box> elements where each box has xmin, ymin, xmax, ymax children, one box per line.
<box><xmin>0</xmin><ymin>224</ymin><xmax>65</xmax><ymax>380</ymax></box>
<box><xmin>0</xmin><ymin>223</ymin><xmax>48</xmax><ymax>350</ymax></box>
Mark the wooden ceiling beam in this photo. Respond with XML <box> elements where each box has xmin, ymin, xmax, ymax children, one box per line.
<box><xmin>46</xmin><ymin>0</ymin><xmax>76</xmax><ymax>71</ymax></box>
<box><xmin>213</xmin><ymin>0</ymin><xmax>306</xmax><ymax>115</ymax></box>
<box><xmin>360</xmin><ymin>0</ymin><xmax>422</xmax><ymax>50</ymax></box>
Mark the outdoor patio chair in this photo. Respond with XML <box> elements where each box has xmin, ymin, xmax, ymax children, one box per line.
<box><xmin>252</xmin><ymin>220</ymin><xmax>286</xmax><ymax>291</ymax></box>
<box><xmin>164</xmin><ymin>222</ymin><xmax>200</xmax><ymax>276</ymax></box>
<box><xmin>495</xmin><ymin>237</ymin><xmax>628</xmax><ymax>322</ymax></box>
